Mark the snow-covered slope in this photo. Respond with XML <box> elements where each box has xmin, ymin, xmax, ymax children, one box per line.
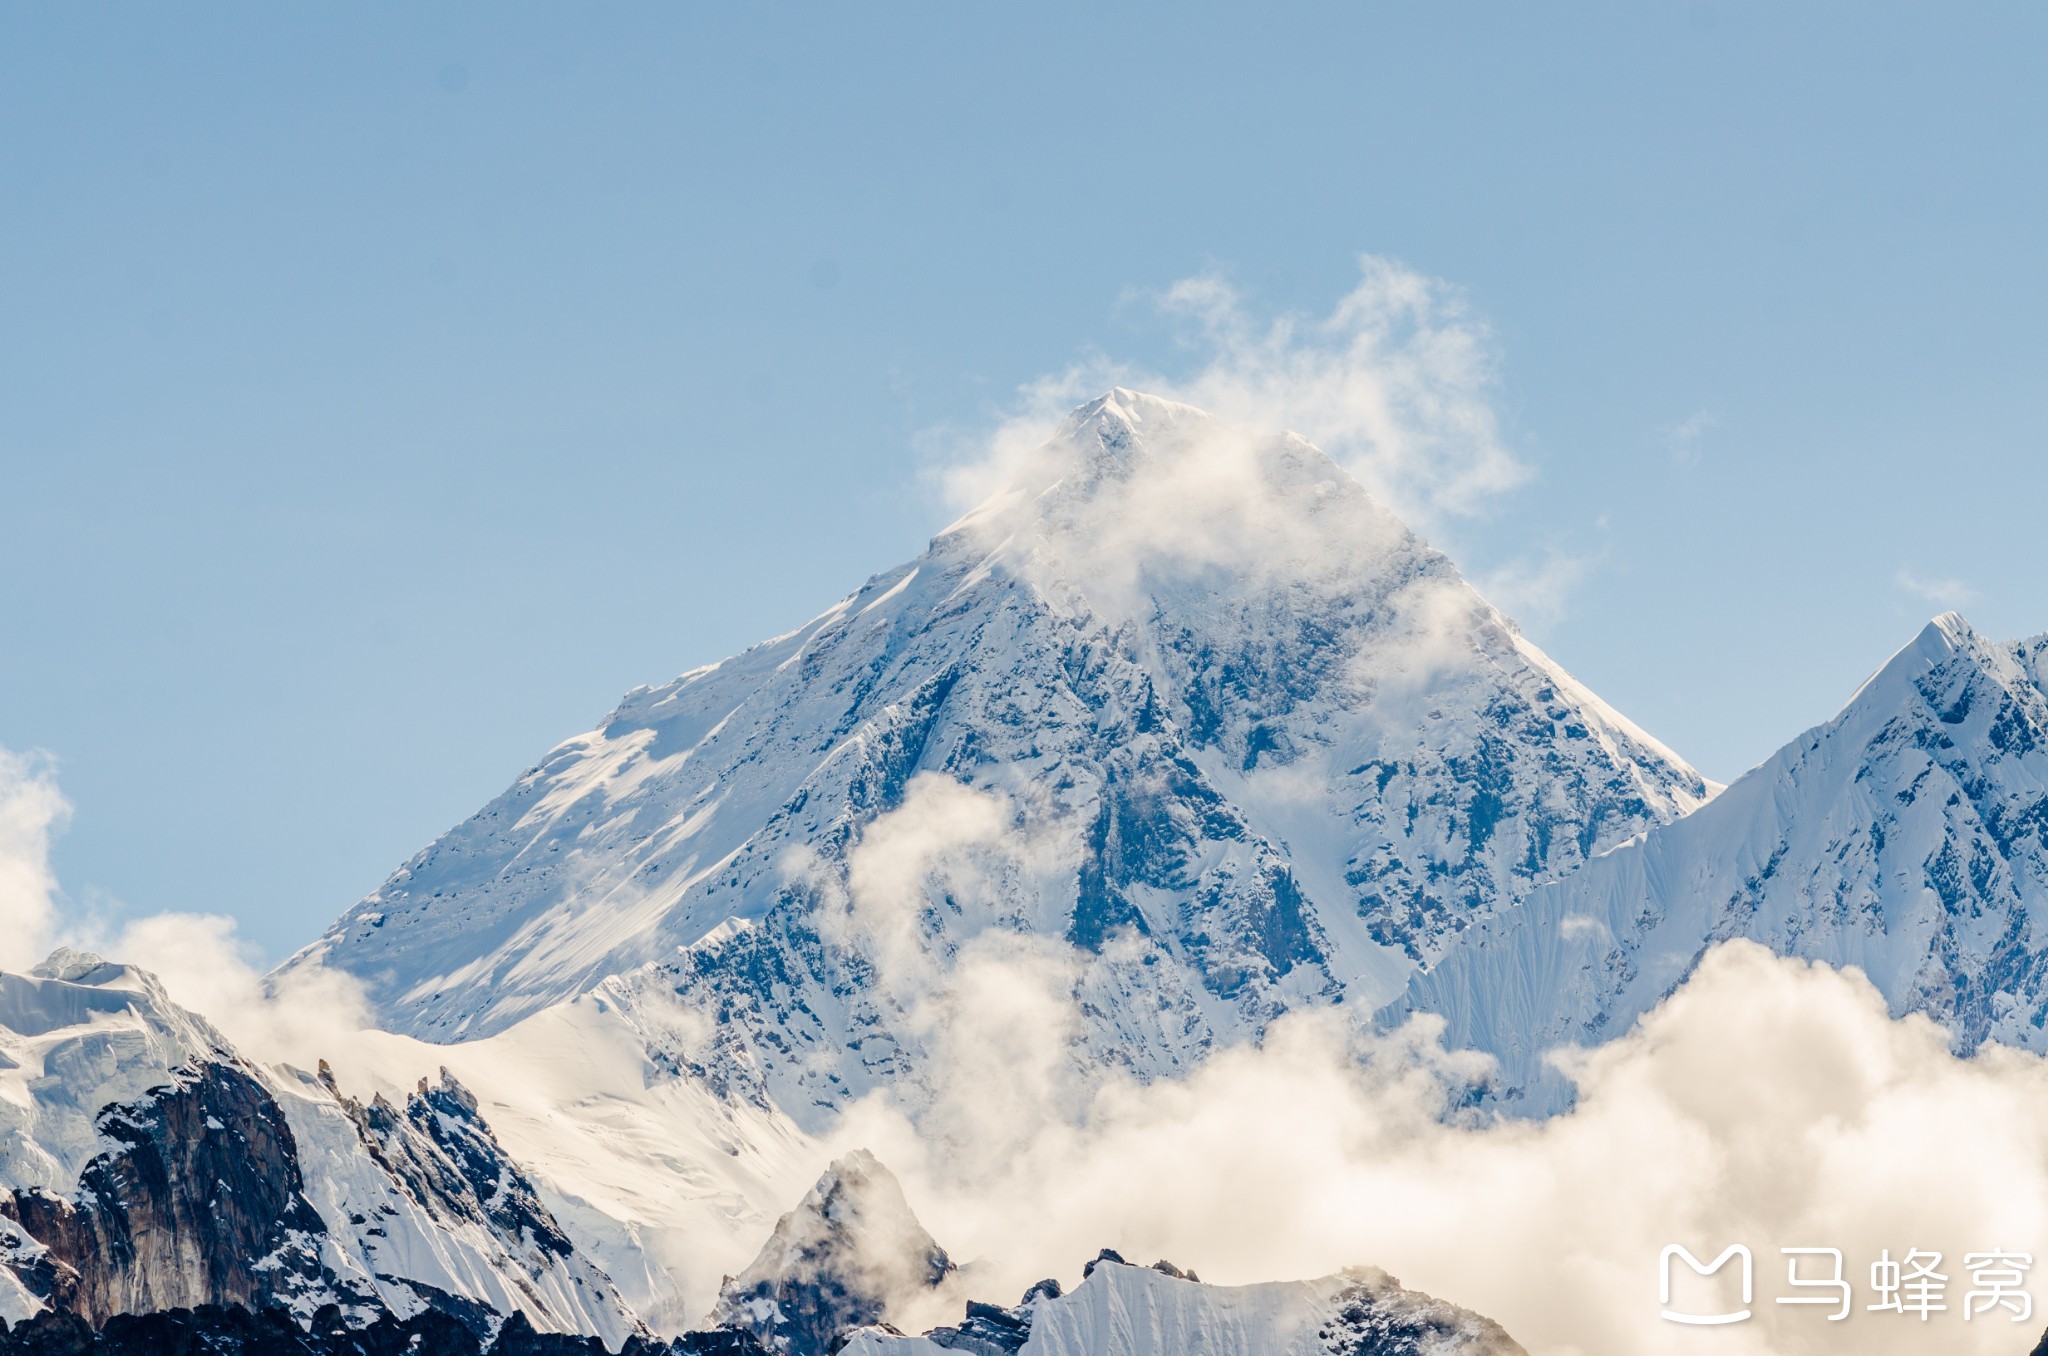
<box><xmin>841</xmin><ymin>1256</ymin><xmax>1526</xmax><ymax>1356</ymax></box>
<box><xmin>318</xmin><ymin>981</ymin><xmax>822</xmax><ymax>1333</ymax></box>
<box><xmin>291</xmin><ymin>391</ymin><xmax>1709</xmax><ymax>1121</ymax></box>
<box><xmin>0</xmin><ymin>951</ymin><xmax>231</xmax><ymax>1196</ymax></box>
<box><xmin>0</xmin><ymin>952</ymin><xmax>641</xmax><ymax>1342</ymax></box>
<box><xmin>1391</xmin><ymin>613</ymin><xmax>2048</xmax><ymax>1110</ymax></box>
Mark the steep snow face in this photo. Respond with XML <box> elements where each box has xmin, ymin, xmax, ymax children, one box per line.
<box><xmin>0</xmin><ymin>952</ymin><xmax>233</xmax><ymax>1195</ymax></box>
<box><xmin>1393</xmin><ymin>613</ymin><xmax>2048</xmax><ymax>1112</ymax></box>
<box><xmin>0</xmin><ymin>954</ymin><xmax>641</xmax><ymax>1341</ymax></box>
<box><xmin>314</xmin><ymin>980</ymin><xmax>823</xmax><ymax>1333</ymax></box>
<box><xmin>841</xmin><ymin>1259</ymin><xmax>1526</xmax><ymax>1356</ymax></box>
<box><xmin>292</xmin><ymin>391</ymin><xmax>1708</xmax><ymax>1116</ymax></box>
<box><xmin>274</xmin><ymin>1065</ymin><xmax>642</xmax><ymax>1344</ymax></box>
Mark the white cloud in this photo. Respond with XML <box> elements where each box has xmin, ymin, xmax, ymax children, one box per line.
<box><xmin>934</xmin><ymin>256</ymin><xmax>1528</xmax><ymax>534</ymax></box>
<box><xmin>828</xmin><ymin>941</ymin><xmax>2048</xmax><ymax>1356</ymax></box>
<box><xmin>1476</xmin><ymin>548</ymin><xmax>1601</xmax><ymax>631</ymax></box>
<box><xmin>0</xmin><ymin>741</ymin><xmax>374</xmax><ymax>1067</ymax></box>
<box><xmin>1667</xmin><ymin>409</ymin><xmax>1715</xmax><ymax>466</ymax></box>
<box><xmin>106</xmin><ymin>910</ymin><xmax>374</xmax><ymax>1067</ymax></box>
<box><xmin>0</xmin><ymin>747</ymin><xmax>69</xmax><ymax>972</ymax></box>
<box><xmin>1895</xmin><ymin>567</ymin><xmax>1979</xmax><ymax>610</ymax></box>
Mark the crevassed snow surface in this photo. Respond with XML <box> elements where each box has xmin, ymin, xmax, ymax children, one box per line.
<box><xmin>290</xmin><ymin>391</ymin><xmax>1709</xmax><ymax>1124</ymax></box>
<box><xmin>1389</xmin><ymin>613</ymin><xmax>2048</xmax><ymax>1112</ymax></box>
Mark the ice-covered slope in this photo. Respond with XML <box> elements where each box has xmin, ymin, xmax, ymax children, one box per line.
<box><xmin>319</xmin><ymin>981</ymin><xmax>822</xmax><ymax>1333</ymax></box>
<box><xmin>292</xmin><ymin>391</ymin><xmax>1708</xmax><ymax>1119</ymax></box>
<box><xmin>841</xmin><ymin>1256</ymin><xmax>1526</xmax><ymax>1356</ymax></box>
<box><xmin>1392</xmin><ymin>613</ymin><xmax>2048</xmax><ymax>1110</ymax></box>
<box><xmin>0</xmin><ymin>952</ymin><xmax>641</xmax><ymax>1342</ymax></box>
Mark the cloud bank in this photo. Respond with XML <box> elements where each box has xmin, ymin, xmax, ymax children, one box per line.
<box><xmin>831</xmin><ymin>940</ymin><xmax>2048</xmax><ymax>1356</ymax></box>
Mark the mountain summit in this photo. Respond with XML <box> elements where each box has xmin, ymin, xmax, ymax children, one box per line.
<box><xmin>1392</xmin><ymin>610</ymin><xmax>2048</xmax><ymax>1110</ymax></box>
<box><xmin>289</xmin><ymin>392</ymin><xmax>1710</xmax><ymax>1117</ymax></box>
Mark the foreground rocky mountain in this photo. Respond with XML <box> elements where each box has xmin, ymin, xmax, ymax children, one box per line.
<box><xmin>0</xmin><ymin>964</ymin><xmax>1533</xmax><ymax>1356</ymax></box>
<box><xmin>1391</xmin><ymin>612</ymin><xmax>2048</xmax><ymax>1110</ymax></box>
<box><xmin>290</xmin><ymin>390</ymin><xmax>1710</xmax><ymax>1122</ymax></box>
<box><xmin>0</xmin><ymin>953</ymin><xmax>639</xmax><ymax>1343</ymax></box>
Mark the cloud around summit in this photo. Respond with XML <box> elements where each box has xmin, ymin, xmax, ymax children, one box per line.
<box><xmin>934</xmin><ymin>255</ymin><xmax>1530</xmax><ymax>536</ymax></box>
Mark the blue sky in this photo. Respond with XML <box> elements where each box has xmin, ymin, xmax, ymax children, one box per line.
<box><xmin>4</xmin><ymin>3</ymin><xmax>2044</xmax><ymax>959</ymax></box>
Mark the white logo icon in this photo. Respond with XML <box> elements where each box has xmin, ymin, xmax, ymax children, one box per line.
<box><xmin>1660</xmin><ymin>1244</ymin><xmax>1754</xmax><ymax>1325</ymax></box>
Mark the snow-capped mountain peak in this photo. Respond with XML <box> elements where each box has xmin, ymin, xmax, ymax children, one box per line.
<box><xmin>1391</xmin><ymin>612</ymin><xmax>2048</xmax><ymax>1111</ymax></box>
<box><xmin>0</xmin><ymin>952</ymin><xmax>233</xmax><ymax>1195</ymax></box>
<box><xmin>290</xmin><ymin>392</ymin><xmax>1710</xmax><ymax>1126</ymax></box>
<box><xmin>841</xmin><ymin>1257</ymin><xmax>1528</xmax><ymax>1356</ymax></box>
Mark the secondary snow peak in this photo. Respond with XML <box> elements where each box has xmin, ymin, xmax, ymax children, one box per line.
<box><xmin>1394</xmin><ymin>613</ymin><xmax>2048</xmax><ymax>1112</ymax></box>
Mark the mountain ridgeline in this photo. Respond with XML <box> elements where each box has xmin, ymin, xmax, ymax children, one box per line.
<box><xmin>1387</xmin><ymin>611</ymin><xmax>2048</xmax><ymax>1111</ymax></box>
<box><xmin>7</xmin><ymin>389</ymin><xmax>2048</xmax><ymax>1352</ymax></box>
<box><xmin>290</xmin><ymin>390</ymin><xmax>1710</xmax><ymax>1120</ymax></box>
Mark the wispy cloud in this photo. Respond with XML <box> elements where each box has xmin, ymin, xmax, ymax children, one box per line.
<box><xmin>1666</xmin><ymin>409</ymin><xmax>1714</xmax><ymax>466</ymax></box>
<box><xmin>935</xmin><ymin>256</ymin><xmax>1528</xmax><ymax>534</ymax></box>
<box><xmin>1476</xmin><ymin>547</ymin><xmax>1601</xmax><ymax>630</ymax></box>
<box><xmin>0</xmin><ymin>747</ymin><xmax>69</xmax><ymax>972</ymax></box>
<box><xmin>1895</xmin><ymin>566</ymin><xmax>1979</xmax><ymax>609</ymax></box>
<box><xmin>0</xmin><ymin>742</ymin><xmax>372</xmax><ymax>1066</ymax></box>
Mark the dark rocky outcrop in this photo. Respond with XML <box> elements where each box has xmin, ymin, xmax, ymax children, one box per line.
<box><xmin>1316</xmin><ymin>1267</ymin><xmax>1528</xmax><ymax>1356</ymax></box>
<box><xmin>919</xmin><ymin>1300</ymin><xmax>1031</xmax><ymax>1355</ymax></box>
<box><xmin>909</xmin><ymin>1277</ymin><xmax>1059</xmax><ymax>1356</ymax></box>
<box><xmin>709</xmin><ymin>1152</ymin><xmax>953</xmax><ymax>1356</ymax></box>
<box><xmin>0</xmin><ymin>1062</ymin><xmax>332</xmax><ymax>1325</ymax></box>
<box><xmin>0</xmin><ymin>1304</ymin><xmax>767</xmax><ymax>1355</ymax></box>
<box><xmin>319</xmin><ymin>1063</ymin><xmax>577</xmax><ymax>1262</ymax></box>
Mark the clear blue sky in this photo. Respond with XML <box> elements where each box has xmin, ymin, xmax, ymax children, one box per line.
<box><xmin>4</xmin><ymin>3</ymin><xmax>2044</xmax><ymax>959</ymax></box>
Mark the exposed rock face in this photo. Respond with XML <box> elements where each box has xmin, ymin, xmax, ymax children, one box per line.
<box><xmin>1316</xmin><ymin>1267</ymin><xmax>1527</xmax><ymax>1355</ymax></box>
<box><xmin>914</xmin><ymin>1278</ymin><xmax>1060</xmax><ymax>1355</ymax></box>
<box><xmin>1</xmin><ymin>1060</ymin><xmax>332</xmax><ymax>1324</ymax></box>
<box><xmin>709</xmin><ymin>1151</ymin><xmax>953</xmax><ymax>1356</ymax></box>
<box><xmin>0</xmin><ymin>1302</ymin><xmax>761</xmax><ymax>1354</ymax></box>
<box><xmin>321</xmin><ymin>1065</ymin><xmax>576</xmax><ymax>1270</ymax></box>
